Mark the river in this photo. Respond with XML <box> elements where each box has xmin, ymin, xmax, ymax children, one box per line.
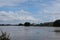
<box><xmin>0</xmin><ymin>26</ymin><xmax>60</xmax><ymax>40</ymax></box>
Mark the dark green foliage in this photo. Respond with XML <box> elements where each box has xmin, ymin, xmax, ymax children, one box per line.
<box><xmin>24</xmin><ymin>22</ymin><xmax>30</xmax><ymax>26</ymax></box>
<box><xmin>0</xmin><ymin>31</ymin><xmax>10</xmax><ymax>40</ymax></box>
<box><xmin>53</xmin><ymin>20</ymin><xmax>60</xmax><ymax>27</ymax></box>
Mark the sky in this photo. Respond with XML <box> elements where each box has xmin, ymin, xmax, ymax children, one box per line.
<box><xmin>0</xmin><ymin>0</ymin><xmax>60</xmax><ymax>24</ymax></box>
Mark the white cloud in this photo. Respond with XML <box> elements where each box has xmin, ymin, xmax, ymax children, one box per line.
<box><xmin>38</xmin><ymin>0</ymin><xmax>60</xmax><ymax>22</ymax></box>
<box><xmin>0</xmin><ymin>10</ymin><xmax>38</xmax><ymax>23</ymax></box>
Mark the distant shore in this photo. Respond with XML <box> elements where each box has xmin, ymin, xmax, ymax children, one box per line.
<box><xmin>0</xmin><ymin>19</ymin><xmax>60</xmax><ymax>27</ymax></box>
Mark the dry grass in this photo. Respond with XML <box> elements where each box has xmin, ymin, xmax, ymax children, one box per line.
<box><xmin>0</xmin><ymin>31</ymin><xmax>10</xmax><ymax>40</ymax></box>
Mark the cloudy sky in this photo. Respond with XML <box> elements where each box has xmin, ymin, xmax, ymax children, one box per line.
<box><xmin>0</xmin><ymin>0</ymin><xmax>60</xmax><ymax>24</ymax></box>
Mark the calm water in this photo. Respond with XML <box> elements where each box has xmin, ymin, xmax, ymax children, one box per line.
<box><xmin>0</xmin><ymin>26</ymin><xmax>60</xmax><ymax>40</ymax></box>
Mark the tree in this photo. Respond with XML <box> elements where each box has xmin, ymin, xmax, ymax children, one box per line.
<box><xmin>24</xmin><ymin>22</ymin><xmax>30</xmax><ymax>26</ymax></box>
<box><xmin>53</xmin><ymin>20</ymin><xmax>60</xmax><ymax>27</ymax></box>
<box><xmin>19</xmin><ymin>23</ymin><xmax>23</xmax><ymax>26</ymax></box>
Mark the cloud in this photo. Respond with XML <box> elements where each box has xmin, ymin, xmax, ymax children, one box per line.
<box><xmin>1</xmin><ymin>0</ymin><xmax>60</xmax><ymax>23</ymax></box>
<box><xmin>0</xmin><ymin>9</ymin><xmax>38</xmax><ymax>23</ymax></box>
<box><xmin>0</xmin><ymin>0</ymin><xmax>44</xmax><ymax>7</ymax></box>
<box><xmin>38</xmin><ymin>0</ymin><xmax>60</xmax><ymax>22</ymax></box>
<box><xmin>0</xmin><ymin>0</ymin><xmax>28</xmax><ymax>7</ymax></box>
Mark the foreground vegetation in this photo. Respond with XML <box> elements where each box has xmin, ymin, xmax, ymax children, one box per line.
<box><xmin>0</xmin><ymin>31</ymin><xmax>10</xmax><ymax>40</ymax></box>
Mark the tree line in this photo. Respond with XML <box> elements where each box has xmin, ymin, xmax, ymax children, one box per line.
<box><xmin>0</xmin><ymin>19</ymin><xmax>60</xmax><ymax>27</ymax></box>
<box><xmin>19</xmin><ymin>20</ymin><xmax>60</xmax><ymax>27</ymax></box>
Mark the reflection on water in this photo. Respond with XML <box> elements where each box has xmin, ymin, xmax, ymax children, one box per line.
<box><xmin>0</xmin><ymin>26</ymin><xmax>60</xmax><ymax>40</ymax></box>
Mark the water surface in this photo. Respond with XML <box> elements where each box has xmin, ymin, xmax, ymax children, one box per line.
<box><xmin>0</xmin><ymin>26</ymin><xmax>60</xmax><ymax>40</ymax></box>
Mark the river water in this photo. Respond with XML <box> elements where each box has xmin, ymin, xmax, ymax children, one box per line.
<box><xmin>0</xmin><ymin>26</ymin><xmax>60</xmax><ymax>40</ymax></box>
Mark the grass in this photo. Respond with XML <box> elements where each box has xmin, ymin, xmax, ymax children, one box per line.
<box><xmin>0</xmin><ymin>31</ymin><xmax>10</xmax><ymax>40</ymax></box>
